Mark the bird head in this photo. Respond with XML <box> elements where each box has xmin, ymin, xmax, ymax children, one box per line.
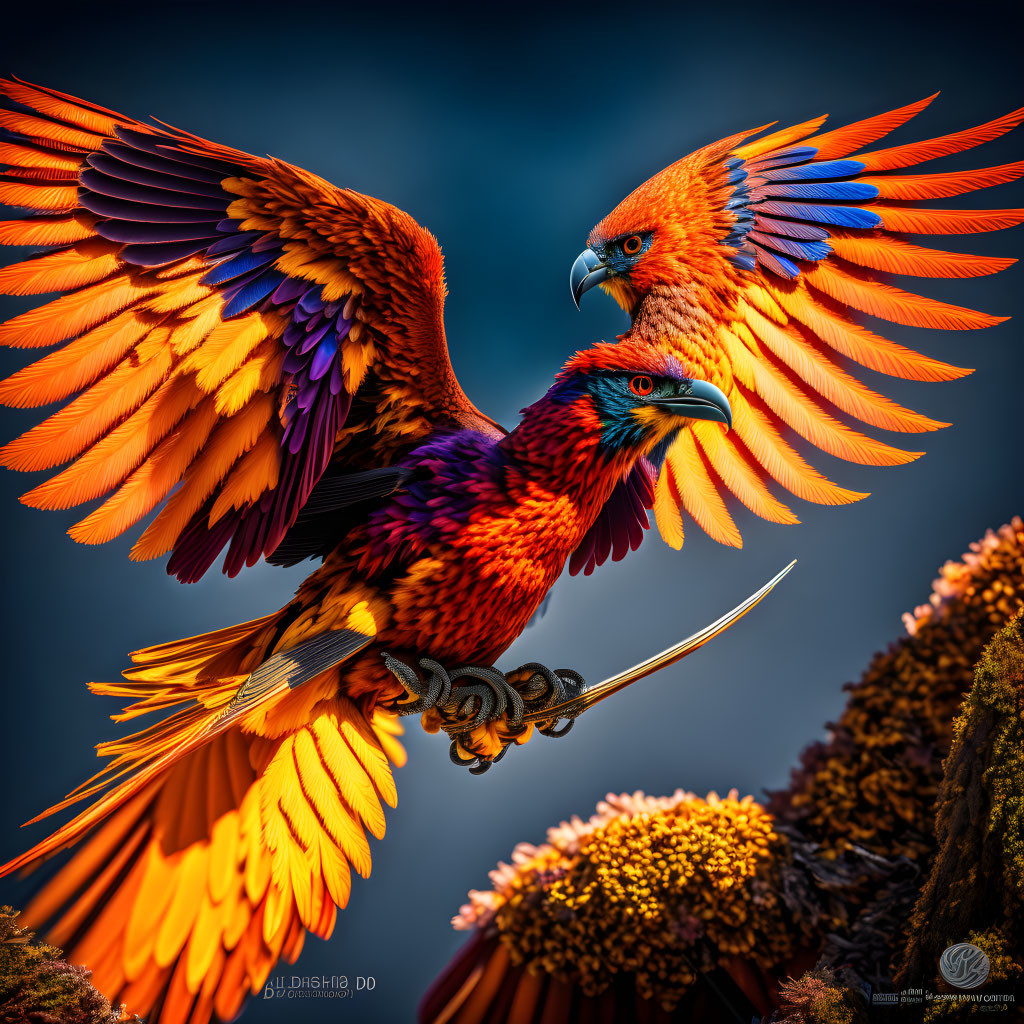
<box><xmin>552</xmin><ymin>341</ymin><xmax>731</xmax><ymax>455</ymax></box>
<box><xmin>570</xmin><ymin>152</ymin><xmax>724</xmax><ymax>315</ymax></box>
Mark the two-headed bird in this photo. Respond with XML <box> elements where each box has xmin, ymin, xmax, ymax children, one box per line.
<box><xmin>0</xmin><ymin>78</ymin><xmax>1018</xmax><ymax>1023</ymax></box>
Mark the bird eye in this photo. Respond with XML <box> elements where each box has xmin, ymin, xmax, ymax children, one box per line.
<box><xmin>622</xmin><ymin>235</ymin><xmax>643</xmax><ymax>256</ymax></box>
<box><xmin>629</xmin><ymin>374</ymin><xmax>654</xmax><ymax>397</ymax></box>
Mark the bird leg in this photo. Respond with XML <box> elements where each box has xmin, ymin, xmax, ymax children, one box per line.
<box><xmin>505</xmin><ymin>663</ymin><xmax>587</xmax><ymax>738</ymax></box>
<box><xmin>381</xmin><ymin>563</ymin><xmax>797</xmax><ymax>773</ymax></box>
<box><xmin>381</xmin><ymin>654</ymin><xmax>586</xmax><ymax>774</ymax></box>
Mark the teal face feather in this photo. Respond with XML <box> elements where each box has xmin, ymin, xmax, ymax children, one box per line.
<box><xmin>550</xmin><ymin>367</ymin><xmax>733</xmax><ymax>454</ymax></box>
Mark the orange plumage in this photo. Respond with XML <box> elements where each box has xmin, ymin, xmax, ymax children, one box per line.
<box><xmin>2</xmin><ymin>338</ymin><xmax>711</xmax><ymax>1024</ymax></box>
<box><xmin>0</xmin><ymin>79</ymin><xmax>1020</xmax><ymax>1024</ymax></box>
<box><xmin>577</xmin><ymin>94</ymin><xmax>1022</xmax><ymax>549</ymax></box>
<box><xmin>0</xmin><ymin>76</ymin><xmax>498</xmax><ymax>582</ymax></box>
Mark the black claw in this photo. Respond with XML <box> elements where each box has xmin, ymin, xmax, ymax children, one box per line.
<box><xmin>539</xmin><ymin>718</ymin><xmax>575</xmax><ymax>739</ymax></box>
<box><xmin>511</xmin><ymin>664</ymin><xmax>585</xmax><ymax>710</ymax></box>
<box><xmin>384</xmin><ymin>653</ymin><xmax>452</xmax><ymax>714</ymax></box>
<box><xmin>467</xmin><ymin>742</ymin><xmax>511</xmax><ymax>776</ymax></box>
<box><xmin>449</xmin><ymin>738</ymin><xmax>480</xmax><ymax>769</ymax></box>
<box><xmin>509</xmin><ymin>665</ymin><xmax>585</xmax><ymax>737</ymax></box>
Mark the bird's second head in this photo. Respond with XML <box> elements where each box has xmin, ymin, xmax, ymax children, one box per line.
<box><xmin>570</xmin><ymin>150</ymin><xmax>727</xmax><ymax>315</ymax></box>
<box><xmin>542</xmin><ymin>341</ymin><xmax>731</xmax><ymax>458</ymax></box>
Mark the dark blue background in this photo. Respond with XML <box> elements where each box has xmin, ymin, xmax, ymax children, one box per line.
<box><xmin>1</xmin><ymin>1</ymin><xmax>1023</xmax><ymax>1020</ymax></box>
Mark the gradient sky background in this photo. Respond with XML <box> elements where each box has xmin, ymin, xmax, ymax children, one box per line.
<box><xmin>1</xmin><ymin>1</ymin><xmax>1023</xmax><ymax>1020</ymax></box>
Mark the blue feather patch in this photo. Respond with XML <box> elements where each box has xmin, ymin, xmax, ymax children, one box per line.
<box><xmin>221</xmin><ymin>269</ymin><xmax>288</xmax><ymax>318</ymax></box>
<box><xmin>752</xmin><ymin>245</ymin><xmax>800</xmax><ymax>280</ymax></box>
<box><xmin>309</xmin><ymin>336</ymin><xmax>339</xmax><ymax>381</ymax></box>
<box><xmin>202</xmin><ymin>246</ymin><xmax>281</xmax><ymax>285</ymax></box>
<box><xmin>297</xmin><ymin>319</ymin><xmax>333</xmax><ymax>355</ymax></box>
<box><xmin>753</xmin><ymin>215</ymin><xmax>831</xmax><ymax>241</ymax></box>
<box><xmin>755</xmin><ymin>159</ymin><xmax>866</xmax><ymax>182</ymax></box>
<box><xmin>297</xmin><ymin>287</ymin><xmax>326</xmax><ymax>316</ymax></box>
<box><xmin>756</xmin><ymin>181</ymin><xmax>880</xmax><ymax>202</ymax></box>
<box><xmin>729</xmin><ymin>251</ymin><xmax>757</xmax><ymax>272</ymax></box>
<box><xmin>756</xmin><ymin>201</ymin><xmax>883</xmax><ymax>230</ymax></box>
<box><xmin>748</xmin><ymin>231</ymin><xmax>831</xmax><ymax>262</ymax></box>
<box><xmin>206</xmin><ymin>231</ymin><xmax>263</xmax><ymax>257</ymax></box>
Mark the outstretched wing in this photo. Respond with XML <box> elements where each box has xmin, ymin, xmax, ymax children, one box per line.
<box><xmin>0</xmin><ymin>78</ymin><xmax>496</xmax><ymax>581</ymax></box>
<box><xmin>5</xmin><ymin>705</ymin><xmax>405</xmax><ymax>1024</ymax></box>
<box><xmin>597</xmin><ymin>95</ymin><xmax>1023</xmax><ymax>549</ymax></box>
<box><xmin>1</xmin><ymin>599</ymin><xmax>406</xmax><ymax>1024</ymax></box>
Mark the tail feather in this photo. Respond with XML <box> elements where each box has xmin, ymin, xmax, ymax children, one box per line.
<box><xmin>3</xmin><ymin>615</ymin><xmax>404</xmax><ymax>1024</ymax></box>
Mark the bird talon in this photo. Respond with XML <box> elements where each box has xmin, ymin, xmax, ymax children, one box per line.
<box><xmin>450</xmin><ymin>739</ymin><xmax>513</xmax><ymax>776</ymax></box>
<box><xmin>383</xmin><ymin>654</ymin><xmax>525</xmax><ymax>730</ymax></box>
<box><xmin>508</xmin><ymin>664</ymin><xmax>586</xmax><ymax>736</ymax></box>
<box><xmin>538</xmin><ymin>718</ymin><xmax>575</xmax><ymax>739</ymax></box>
<box><xmin>448</xmin><ymin>737</ymin><xmax>482</xmax><ymax>770</ymax></box>
<box><xmin>382</xmin><ymin>653</ymin><xmax>586</xmax><ymax>771</ymax></box>
<box><xmin>384</xmin><ymin>653</ymin><xmax>453</xmax><ymax>715</ymax></box>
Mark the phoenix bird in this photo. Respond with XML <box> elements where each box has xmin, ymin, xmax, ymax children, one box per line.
<box><xmin>571</xmin><ymin>94</ymin><xmax>1023</xmax><ymax>550</ymax></box>
<box><xmin>0</xmin><ymin>78</ymin><xmax>1017</xmax><ymax>1024</ymax></box>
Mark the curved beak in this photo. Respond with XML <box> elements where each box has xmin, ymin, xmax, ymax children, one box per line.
<box><xmin>570</xmin><ymin>248</ymin><xmax>609</xmax><ymax>309</ymax></box>
<box><xmin>657</xmin><ymin>378</ymin><xmax>733</xmax><ymax>430</ymax></box>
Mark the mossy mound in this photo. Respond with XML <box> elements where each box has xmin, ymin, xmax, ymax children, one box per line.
<box><xmin>899</xmin><ymin>613</ymin><xmax>1024</xmax><ymax>993</ymax></box>
<box><xmin>0</xmin><ymin>906</ymin><xmax>134</xmax><ymax>1024</ymax></box>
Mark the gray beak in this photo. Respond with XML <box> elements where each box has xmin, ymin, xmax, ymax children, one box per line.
<box><xmin>656</xmin><ymin>379</ymin><xmax>733</xmax><ymax>430</ymax></box>
<box><xmin>570</xmin><ymin>248</ymin><xmax>609</xmax><ymax>309</ymax></box>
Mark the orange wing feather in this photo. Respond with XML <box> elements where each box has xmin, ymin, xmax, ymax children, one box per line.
<box><xmin>0</xmin><ymin>77</ymin><xmax>493</xmax><ymax>581</ymax></box>
<box><xmin>2</xmin><ymin>601</ymin><xmax>404</xmax><ymax>1024</ymax></box>
<box><xmin>591</xmin><ymin>95</ymin><xmax>1021</xmax><ymax>548</ymax></box>
<box><xmin>11</xmin><ymin>712</ymin><xmax>403</xmax><ymax>1024</ymax></box>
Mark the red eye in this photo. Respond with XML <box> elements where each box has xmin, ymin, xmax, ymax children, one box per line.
<box><xmin>630</xmin><ymin>374</ymin><xmax>654</xmax><ymax>397</ymax></box>
<box><xmin>622</xmin><ymin>235</ymin><xmax>643</xmax><ymax>255</ymax></box>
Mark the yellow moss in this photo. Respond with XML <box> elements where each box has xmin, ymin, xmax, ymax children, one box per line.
<box><xmin>458</xmin><ymin>791</ymin><xmax>811</xmax><ymax>1008</ymax></box>
<box><xmin>966</xmin><ymin>618</ymin><xmax>1024</xmax><ymax>889</ymax></box>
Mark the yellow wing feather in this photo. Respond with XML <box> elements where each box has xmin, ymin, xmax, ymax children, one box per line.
<box><xmin>3</xmin><ymin>618</ymin><xmax>403</xmax><ymax>1024</ymax></box>
<box><xmin>601</xmin><ymin>97</ymin><xmax>1023</xmax><ymax>548</ymax></box>
<box><xmin>0</xmin><ymin>77</ymin><xmax>487</xmax><ymax>580</ymax></box>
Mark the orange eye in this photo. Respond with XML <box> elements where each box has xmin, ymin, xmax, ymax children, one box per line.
<box><xmin>622</xmin><ymin>235</ymin><xmax>643</xmax><ymax>256</ymax></box>
<box><xmin>630</xmin><ymin>375</ymin><xmax>654</xmax><ymax>397</ymax></box>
